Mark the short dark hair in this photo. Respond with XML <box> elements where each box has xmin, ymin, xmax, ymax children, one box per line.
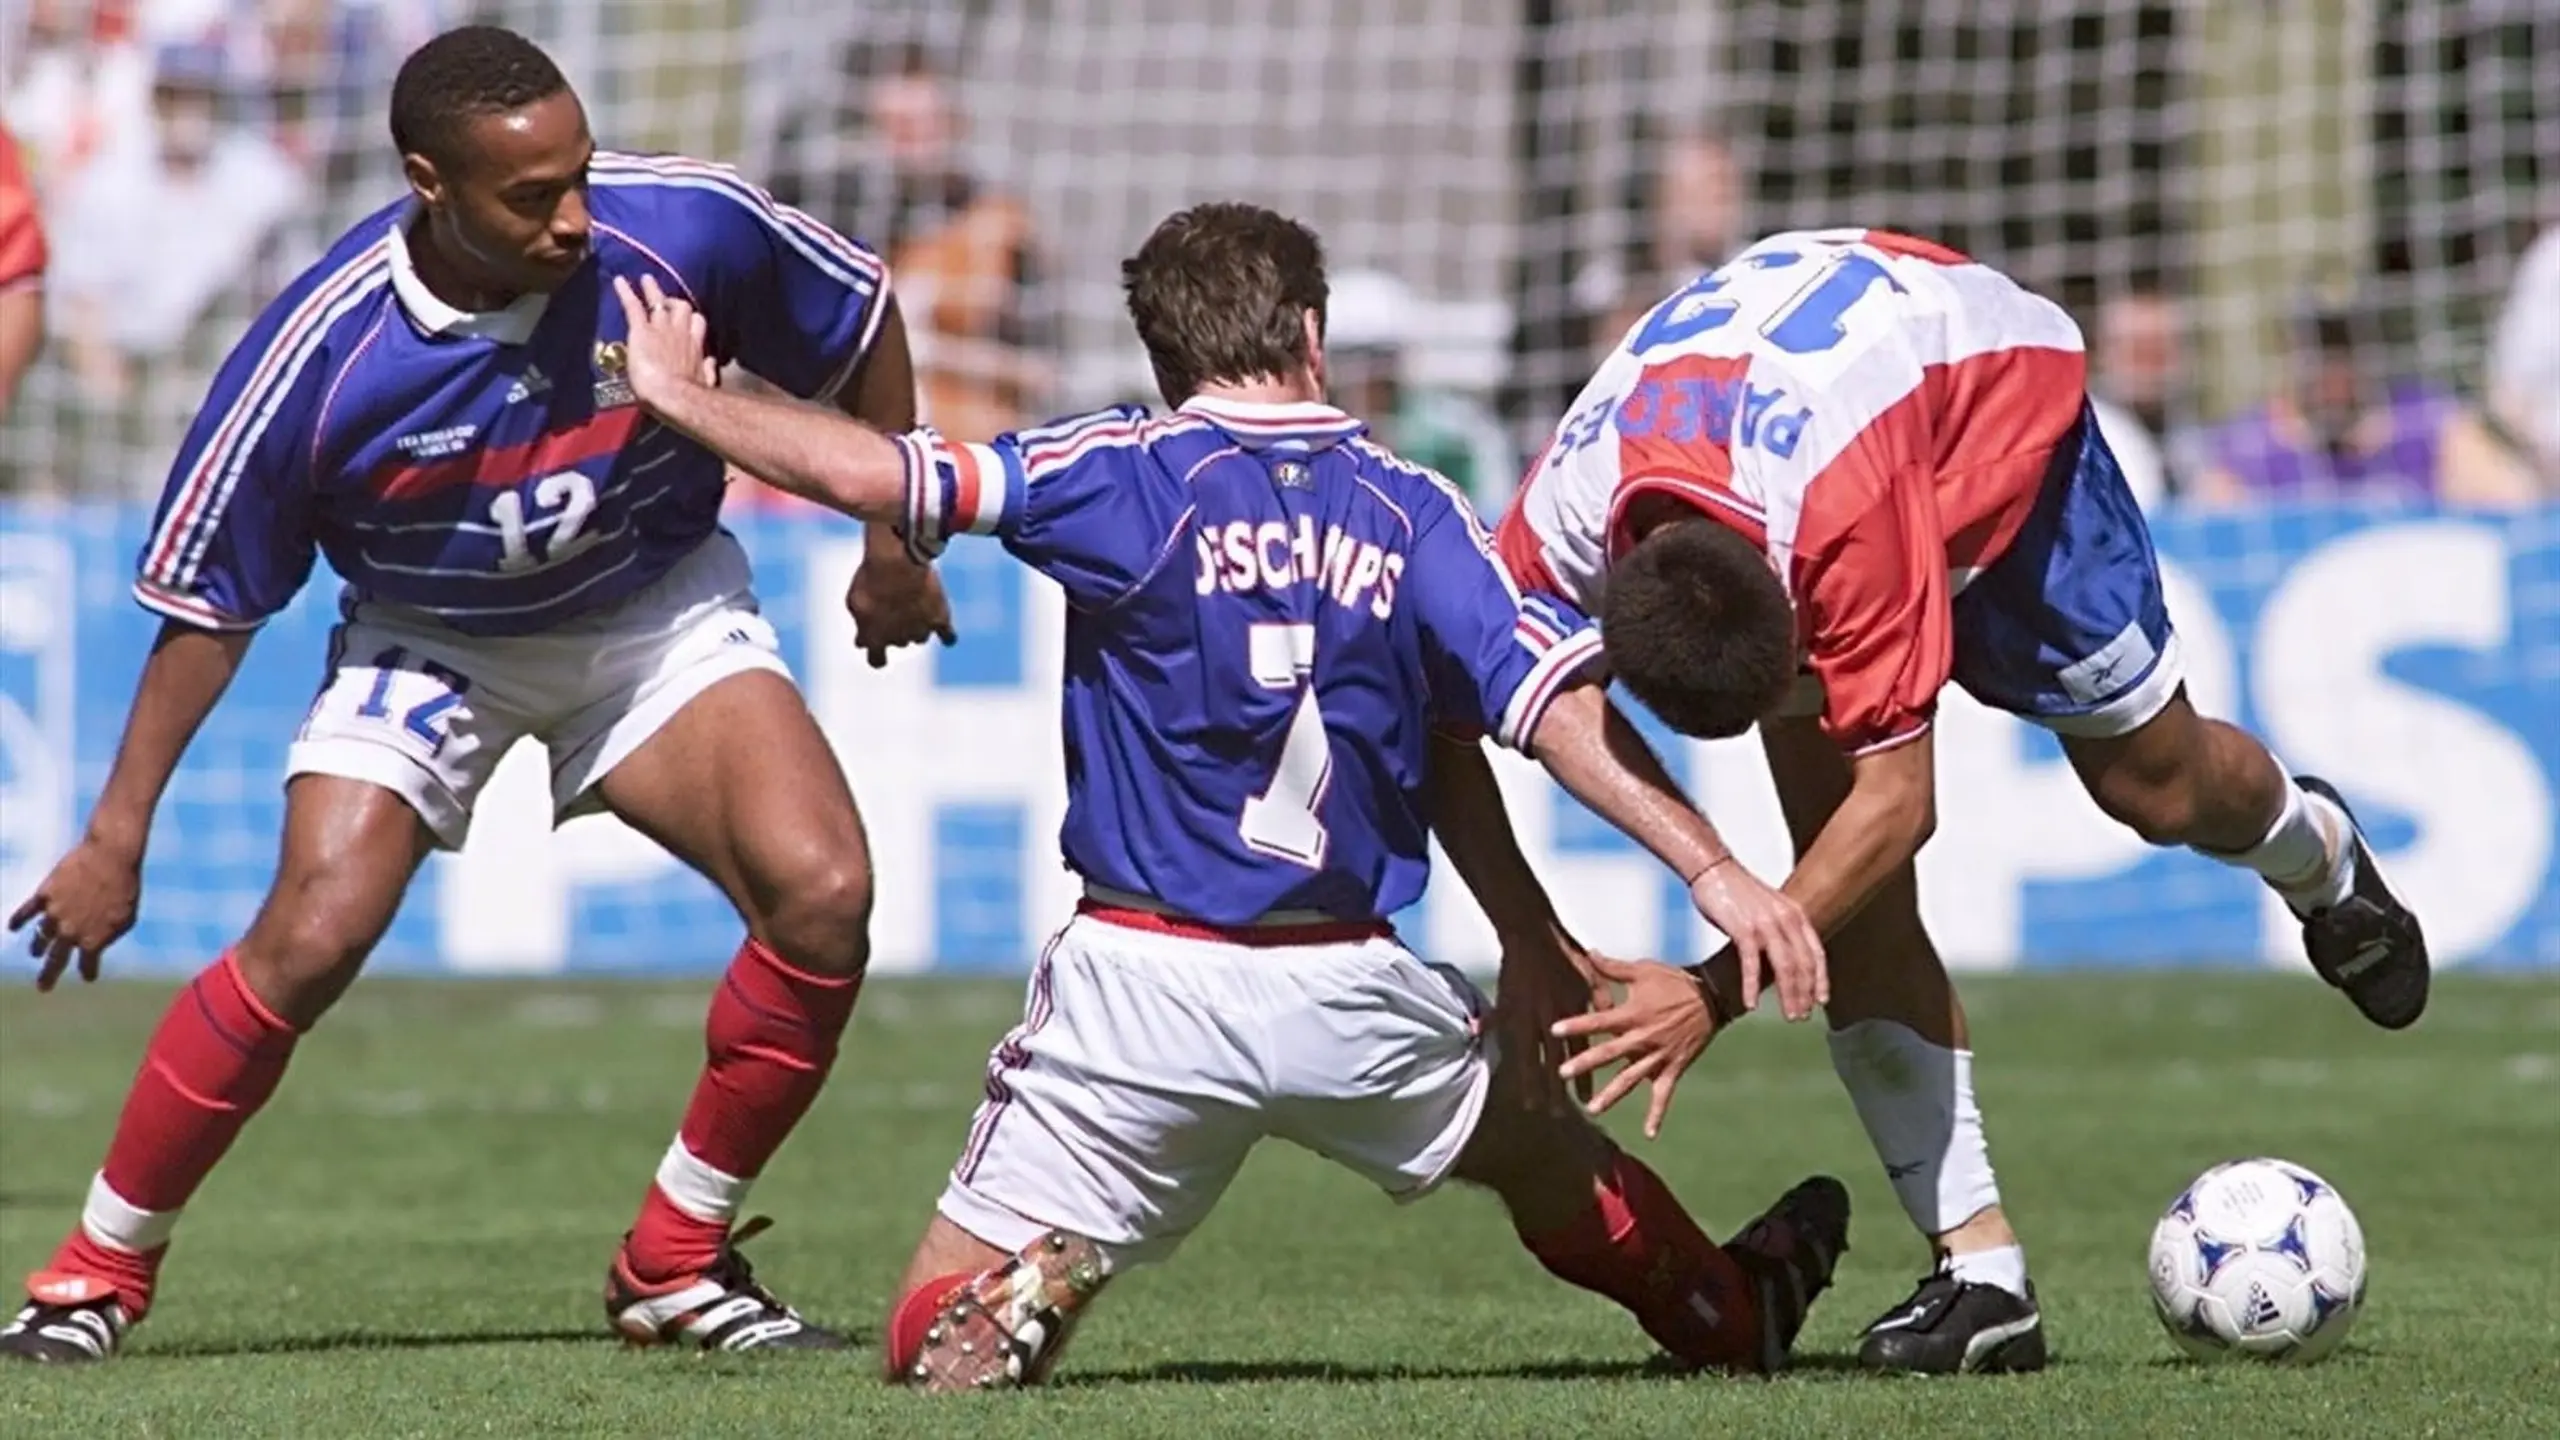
<box><xmin>1601</xmin><ymin>519</ymin><xmax>1797</xmax><ymax>739</ymax></box>
<box><xmin>389</xmin><ymin>26</ymin><xmax>571</xmax><ymax>170</ymax></box>
<box><xmin>1122</xmin><ymin>203</ymin><xmax>1328</xmax><ymax>405</ymax></box>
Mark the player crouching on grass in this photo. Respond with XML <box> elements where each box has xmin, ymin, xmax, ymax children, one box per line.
<box><xmin>1469</xmin><ymin>227</ymin><xmax>2432</xmax><ymax>1375</ymax></box>
<box><xmin>604</xmin><ymin>201</ymin><xmax>1852</xmax><ymax>1390</ymax></box>
<box><xmin>1</xmin><ymin>26</ymin><xmax>951</xmax><ymax>1364</ymax></box>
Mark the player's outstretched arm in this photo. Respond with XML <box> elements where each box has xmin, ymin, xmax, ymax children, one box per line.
<box><xmin>615</xmin><ymin>276</ymin><xmax>910</xmax><ymax>523</ymax></box>
<box><xmin>1526</xmin><ymin>681</ymin><xmax>1827</xmax><ymax>1022</ymax></box>
<box><xmin>1779</xmin><ymin>727</ymin><xmax>1938</xmax><ymax>939</ymax></box>
<box><xmin>1524</xmin><ymin>681</ymin><xmax>1825</xmax><ymax>1137</ymax></box>
<box><xmin>834</xmin><ymin>297</ymin><xmax>957</xmax><ymax>664</ymax></box>
<box><xmin>9</xmin><ymin>622</ymin><xmax>253</xmax><ymax>989</ymax></box>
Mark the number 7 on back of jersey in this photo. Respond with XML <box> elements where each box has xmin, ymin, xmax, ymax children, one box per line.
<box><xmin>1238</xmin><ymin>622</ymin><xmax>1331</xmax><ymax>869</ymax></box>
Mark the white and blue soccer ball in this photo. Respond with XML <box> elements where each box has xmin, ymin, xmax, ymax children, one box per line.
<box><xmin>2147</xmin><ymin>1158</ymin><xmax>2366</xmax><ymax>1364</ymax></box>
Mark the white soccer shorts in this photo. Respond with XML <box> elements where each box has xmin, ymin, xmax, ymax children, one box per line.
<box><xmin>287</xmin><ymin>531</ymin><xmax>791</xmax><ymax>848</ymax></box>
<box><xmin>937</xmin><ymin>906</ymin><xmax>1496</xmax><ymax>1270</ymax></box>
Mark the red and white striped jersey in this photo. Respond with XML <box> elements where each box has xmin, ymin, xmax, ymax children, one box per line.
<box><xmin>1494</xmin><ymin>229</ymin><xmax>2087</xmax><ymax>754</ymax></box>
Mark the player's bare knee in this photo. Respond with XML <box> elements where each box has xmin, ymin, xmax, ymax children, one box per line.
<box><xmin>760</xmin><ymin>855</ymin><xmax>875</xmax><ymax>978</ymax></box>
<box><xmin>235</xmin><ymin>894</ymin><xmax>379</xmax><ymax>1025</ymax></box>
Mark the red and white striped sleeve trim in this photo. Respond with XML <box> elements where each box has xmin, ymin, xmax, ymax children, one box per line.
<box><xmin>132</xmin><ymin>578</ymin><xmax>260</xmax><ymax>632</ymax></box>
<box><xmin>898</xmin><ymin>429</ymin><xmax>1025</xmax><ymax>561</ymax></box>
<box><xmin>1495</xmin><ymin>623</ymin><xmax>1607</xmax><ymax>751</ymax></box>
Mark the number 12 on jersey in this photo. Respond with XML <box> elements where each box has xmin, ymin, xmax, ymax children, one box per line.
<box><xmin>1238</xmin><ymin>622</ymin><xmax>1333</xmax><ymax>869</ymax></box>
<box><xmin>489</xmin><ymin>471</ymin><xmax>603</xmax><ymax>573</ymax></box>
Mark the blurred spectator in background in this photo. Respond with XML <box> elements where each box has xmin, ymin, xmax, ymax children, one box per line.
<box><xmin>44</xmin><ymin>40</ymin><xmax>305</xmax><ymax>405</ymax></box>
<box><xmin>7</xmin><ymin>1</ymin><xmax>155</xmax><ymax>187</ymax></box>
<box><xmin>2486</xmin><ymin>222</ymin><xmax>2560</xmax><ymax>486</ymax></box>
<box><xmin>255</xmin><ymin>0</ymin><xmax>451</xmax><ymax>206</ymax></box>
<box><xmin>1585</xmin><ymin>123</ymin><xmax>1749</xmax><ymax>362</ymax></box>
<box><xmin>1326</xmin><ymin>268</ymin><xmax>1517</xmax><ymax>518</ymax></box>
<box><xmin>2086</xmin><ymin>287</ymin><xmax>2198</xmax><ymax>510</ymax></box>
<box><xmin>1650</xmin><ymin>125</ymin><xmax>1749</xmax><ymax>283</ymax></box>
<box><xmin>0</xmin><ymin>123</ymin><xmax>46</xmax><ymax>424</ymax></box>
<box><xmin>770</xmin><ymin>41</ymin><xmax>1051</xmax><ymax>446</ymax></box>
<box><xmin>2194</xmin><ymin>294</ymin><xmax>2534</xmax><ymax>508</ymax></box>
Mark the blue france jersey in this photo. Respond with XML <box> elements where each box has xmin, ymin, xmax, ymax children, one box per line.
<box><xmin>134</xmin><ymin>152</ymin><xmax>888</xmax><ymax>636</ymax></box>
<box><xmin>901</xmin><ymin>397</ymin><xmax>1605</xmax><ymax>925</ymax></box>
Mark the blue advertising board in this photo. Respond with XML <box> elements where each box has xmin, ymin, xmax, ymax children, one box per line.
<box><xmin>2</xmin><ymin>502</ymin><xmax>2553</xmax><ymax>975</ymax></box>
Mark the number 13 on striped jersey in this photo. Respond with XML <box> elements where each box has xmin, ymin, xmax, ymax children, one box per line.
<box><xmin>1238</xmin><ymin>622</ymin><xmax>1332</xmax><ymax>869</ymax></box>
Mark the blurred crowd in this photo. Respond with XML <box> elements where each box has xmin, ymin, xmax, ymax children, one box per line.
<box><xmin>1</xmin><ymin>7</ymin><xmax>2551</xmax><ymax>515</ymax></box>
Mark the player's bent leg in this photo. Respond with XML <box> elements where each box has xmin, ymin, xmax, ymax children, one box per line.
<box><xmin>889</xmin><ymin>918</ymin><xmax>1258</xmax><ymax>1391</ymax></box>
<box><xmin>1453</xmin><ymin>1070</ymin><xmax>1849</xmax><ymax>1374</ymax></box>
<box><xmin>1760</xmin><ymin>716</ymin><xmax>2046</xmax><ymax>1374</ymax></box>
<box><xmin>2059</xmin><ymin>690</ymin><xmax>2429</xmax><ymax>1028</ymax></box>
<box><xmin>4</xmin><ymin>777</ymin><xmax>430</xmax><ymax>1364</ymax></box>
<box><xmin>1951</xmin><ymin>409</ymin><xmax>2426</xmax><ymax>1025</ymax></box>
<box><xmin>588</xmin><ymin>669</ymin><xmax>873</xmax><ymax>1349</ymax></box>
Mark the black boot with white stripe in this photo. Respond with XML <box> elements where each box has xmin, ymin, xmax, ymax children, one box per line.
<box><xmin>0</xmin><ymin>1282</ymin><xmax>129</xmax><ymax>1364</ymax></box>
<box><xmin>2292</xmin><ymin>775</ymin><xmax>2430</xmax><ymax>1030</ymax></box>
<box><xmin>1857</xmin><ymin>1266</ymin><xmax>2046</xmax><ymax>1375</ymax></box>
<box><xmin>604</xmin><ymin>1218</ymin><xmax>844</xmax><ymax>1352</ymax></box>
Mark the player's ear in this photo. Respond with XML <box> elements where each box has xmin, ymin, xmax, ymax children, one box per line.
<box><xmin>1302</xmin><ymin>309</ymin><xmax>1326</xmax><ymax>394</ymax></box>
<box><xmin>402</xmin><ymin>152</ymin><xmax>445</xmax><ymax>210</ymax></box>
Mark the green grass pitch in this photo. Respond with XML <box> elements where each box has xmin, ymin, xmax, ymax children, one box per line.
<box><xmin>3</xmin><ymin>972</ymin><xmax>2555</xmax><ymax>1438</ymax></box>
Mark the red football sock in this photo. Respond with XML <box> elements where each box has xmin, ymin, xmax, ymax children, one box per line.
<box><xmin>625</xmin><ymin>939</ymin><xmax>862</xmax><ymax>1280</ymax></box>
<box><xmin>1515</xmin><ymin>1149</ymin><xmax>1763</xmax><ymax>1370</ymax></box>
<box><xmin>885</xmin><ymin>1273</ymin><xmax>974</xmax><ymax>1378</ymax></box>
<box><xmin>39</xmin><ymin>953</ymin><xmax>300</xmax><ymax>1318</ymax></box>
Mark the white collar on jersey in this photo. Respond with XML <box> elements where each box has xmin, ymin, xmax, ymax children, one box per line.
<box><xmin>1177</xmin><ymin>394</ymin><xmax>1365</xmax><ymax>436</ymax></box>
<box><xmin>386</xmin><ymin>204</ymin><xmax>554</xmax><ymax>346</ymax></box>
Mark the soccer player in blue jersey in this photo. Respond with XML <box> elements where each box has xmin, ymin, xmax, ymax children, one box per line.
<box><xmin>1</xmin><ymin>27</ymin><xmax>953</xmax><ymax>1362</ymax></box>
<box><xmin>599</xmin><ymin>202</ymin><xmax>1843</xmax><ymax>1388</ymax></box>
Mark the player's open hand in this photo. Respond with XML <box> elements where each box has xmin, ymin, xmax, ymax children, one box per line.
<box><xmin>847</xmin><ymin>555</ymin><xmax>958</xmax><ymax>668</ymax></box>
<box><xmin>1551</xmin><ymin>955</ymin><xmax>1719</xmax><ymax>1139</ymax></box>
<box><xmin>611</xmin><ymin>274</ymin><xmax>716</xmax><ymax>408</ymax></box>
<box><xmin>8</xmin><ymin>837</ymin><xmax>143</xmax><ymax>991</ymax></box>
<box><xmin>1688</xmin><ymin>856</ymin><xmax>1827</xmax><ymax>1022</ymax></box>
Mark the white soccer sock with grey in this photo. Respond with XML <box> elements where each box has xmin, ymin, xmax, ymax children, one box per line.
<box><xmin>2202</xmin><ymin>778</ymin><xmax>2356</xmax><ymax>915</ymax></box>
<box><xmin>1827</xmin><ymin>1019</ymin><xmax>2023</xmax><ymax>1297</ymax></box>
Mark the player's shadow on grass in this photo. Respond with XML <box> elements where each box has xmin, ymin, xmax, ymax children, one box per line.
<box><xmin>142</xmin><ymin>1326</ymin><xmax>637</xmax><ymax>1359</ymax></box>
<box><xmin>1070</xmin><ymin>1354</ymin><xmax>1874</xmax><ymax>1387</ymax></box>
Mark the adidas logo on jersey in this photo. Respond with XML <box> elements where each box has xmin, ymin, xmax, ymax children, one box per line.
<box><xmin>507</xmin><ymin>365</ymin><xmax>553</xmax><ymax>404</ymax></box>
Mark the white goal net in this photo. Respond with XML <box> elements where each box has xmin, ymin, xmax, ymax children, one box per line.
<box><xmin>1</xmin><ymin>1</ymin><xmax>2552</xmax><ymax>973</ymax></box>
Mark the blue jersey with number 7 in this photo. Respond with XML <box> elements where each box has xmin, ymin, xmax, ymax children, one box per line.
<box><xmin>899</xmin><ymin>395</ymin><xmax>1604</xmax><ymax>925</ymax></box>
